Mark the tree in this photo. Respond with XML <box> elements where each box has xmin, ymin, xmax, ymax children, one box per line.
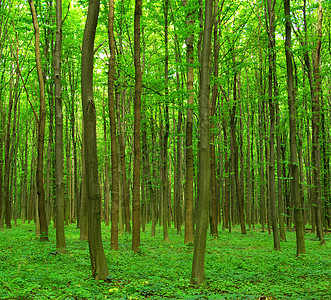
<box><xmin>81</xmin><ymin>0</ymin><xmax>109</xmax><ymax>279</ymax></box>
<box><xmin>162</xmin><ymin>0</ymin><xmax>170</xmax><ymax>243</ymax></box>
<box><xmin>132</xmin><ymin>0</ymin><xmax>142</xmax><ymax>253</ymax></box>
<box><xmin>54</xmin><ymin>0</ymin><xmax>66</xmax><ymax>252</ymax></box>
<box><xmin>108</xmin><ymin>0</ymin><xmax>120</xmax><ymax>251</ymax></box>
<box><xmin>29</xmin><ymin>0</ymin><xmax>49</xmax><ymax>241</ymax></box>
<box><xmin>283</xmin><ymin>0</ymin><xmax>305</xmax><ymax>256</ymax></box>
<box><xmin>266</xmin><ymin>0</ymin><xmax>280</xmax><ymax>251</ymax></box>
<box><xmin>182</xmin><ymin>0</ymin><xmax>195</xmax><ymax>245</ymax></box>
<box><xmin>311</xmin><ymin>1</ymin><xmax>325</xmax><ymax>244</ymax></box>
<box><xmin>190</xmin><ymin>0</ymin><xmax>213</xmax><ymax>285</ymax></box>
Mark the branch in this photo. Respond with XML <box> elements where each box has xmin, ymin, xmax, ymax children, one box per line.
<box><xmin>62</xmin><ymin>3</ymin><xmax>70</xmax><ymax>25</ymax></box>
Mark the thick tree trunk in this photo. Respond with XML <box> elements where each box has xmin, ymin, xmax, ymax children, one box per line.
<box><xmin>191</xmin><ymin>0</ymin><xmax>213</xmax><ymax>285</ymax></box>
<box><xmin>29</xmin><ymin>0</ymin><xmax>49</xmax><ymax>241</ymax></box>
<box><xmin>132</xmin><ymin>0</ymin><xmax>142</xmax><ymax>253</ymax></box>
<box><xmin>81</xmin><ymin>0</ymin><xmax>109</xmax><ymax>279</ymax></box>
<box><xmin>54</xmin><ymin>0</ymin><xmax>66</xmax><ymax>252</ymax></box>
<box><xmin>283</xmin><ymin>0</ymin><xmax>305</xmax><ymax>256</ymax></box>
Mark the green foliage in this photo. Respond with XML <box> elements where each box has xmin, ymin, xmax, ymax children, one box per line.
<box><xmin>0</xmin><ymin>222</ymin><xmax>330</xmax><ymax>299</ymax></box>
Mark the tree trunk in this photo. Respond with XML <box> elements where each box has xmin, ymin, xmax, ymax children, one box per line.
<box><xmin>54</xmin><ymin>0</ymin><xmax>66</xmax><ymax>252</ymax></box>
<box><xmin>0</xmin><ymin>96</ymin><xmax>4</xmax><ymax>229</ymax></box>
<box><xmin>311</xmin><ymin>1</ymin><xmax>325</xmax><ymax>244</ymax></box>
<box><xmin>81</xmin><ymin>0</ymin><xmax>109</xmax><ymax>279</ymax></box>
<box><xmin>108</xmin><ymin>0</ymin><xmax>120</xmax><ymax>250</ymax></box>
<box><xmin>162</xmin><ymin>0</ymin><xmax>170</xmax><ymax>243</ymax></box>
<box><xmin>3</xmin><ymin>69</ymin><xmax>14</xmax><ymax>229</ymax></box>
<box><xmin>132</xmin><ymin>0</ymin><xmax>142</xmax><ymax>253</ymax></box>
<box><xmin>68</xmin><ymin>62</ymin><xmax>79</xmax><ymax>227</ymax></box>
<box><xmin>183</xmin><ymin>0</ymin><xmax>195</xmax><ymax>245</ymax></box>
<box><xmin>209</xmin><ymin>0</ymin><xmax>220</xmax><ymax>238</ymax></box>
<box><xmin>230</xmin><ymin>71</ymin><xmax>246</xmax><ymax>235</ymax></box>
<box><xmin>245</xmin><ymin>76</ymin><xmax>252</xmax><ymax>230</ymax></box>
<box><xmin>283</xmin><ymin>0</ymin><xmax>305</xmax><ymax>256</ymax></box>
<box><xmin>29</xmin><ymin>0</ymin><xmax>49</xmax><ymax>241</ymax></box>
<box><xmin>102</xmin><ymin>102</ymin><xmax>110</xmax><ymax>226</ymax></box>
<box><xmin>238</xmin><ymin>78</ymin><xmax>246</xmax><ymax>235</ymax></box>
<box><xmin>266</xmin><ymin>0</ymin><xmax>280</xmax><ymax>251</ymax></box>
<box><xmin>190</xmin><ymin>0</ymin><xmax>213</xmax><ymax>285</ymax></box>
<box><xmin>118</xmin><ymin>92</ymin><xmax>131</xmax><ymax>233</ymax></box>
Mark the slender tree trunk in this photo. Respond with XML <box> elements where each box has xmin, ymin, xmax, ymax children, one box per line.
<box><xmin>283</xmin><ymin>0</ymin><xmax>305</xmax><ymax>256</ymax></box>
<box><xmin>311</xmin><ymin>1</ymin><xmax>325</xmax><ymax>244</ymax></box>
<box><xmin>222</xmin><ymin>117</ymin><xmax>231</xmax><ymax>231</ymax></box>
<box><xmin>182</xmin><ymin>0</ymin><xmax>195</xmax><ymax>245</ymax></box>
<box><xmin>108</xmin><ymin>0</ymin><xmax>120</xmax><ymax>250</ymax></box>
<box><xmin>0</xmin><ymin>98</ymin><xmax>4</xmax><ymax>229</ymax></box>
<box><xmin>230</xmin><ymin>71</ymin><xmax>246</xmax><ymax>235</ymax></box>
<box><xmin>266</xmin><ymin>0</ymin><xmax>280</xmax><ymax>250</ymax></box>
<box><xmin>209</xmin><ymin>0</ymin><xmax>220</xmax><ymax>238</ymax></box>
<box><xmin>276</xmin><ymin>104</ymin><xmax>286</xmax><ymax>241</ymax></box>
<box><xmin>191</xmin><ymin>0</ymin><xmax>213</xmax><ymax>285</ymax></box>
<box><xmin>68</xmin><ymin>63</ymin><xmax>79</xmax><ymax>227</ymax></box>
<box><xmin>3</xmin><ymin>70</ymin><xmax>13</xmax><ymax>229</ymax></box>
<box><xmin>54</xmin><ymin>0</ymin><xmax>66</xmax><ymax>251</ymax></box>
<box><xmin>246</xmin><ymin>77</ymin><xmax>252</xmax><ymax>230</ymax></box>
<box><xmin>81</xmin><ymin>0</ymin><xmax>109</xmax><ymax>279</ymax></box>
<box><xmin>175</xmin><ymin>109</ymin><xmax>182</xmax><ymax>233</ymax></box>
<box><xmin>238</xmin><ymin>78</ymin><xmax>246</xmax><ymax>235</ymax></box>
<box><xmin>118</xmin><ymin>89</ymin><xmax>131</xmax><ymax>233</ymax></box>
<box><xmin>29</xmin><ymin>0</ymin><xmax>49</xmax><ymax>241</ymax></box>
<box><xmin>132</xmin><ymin>0</ymin><xmax>142</xmax><ymax>253</ymax></box>
<box><xmin>258</xmin><ymin>98</ymin><xmax>265</xmax><ymax>231</ymax></box>
<box><xmin>80</xmin><ymin>137</ymin><xmax>88</xmax><ymax>240</ymax></box>
<box><xmin>162</xmin><ymin>0</ymin><xmax>170</xmax><ymax>242</ymax></box>
<box><xmin>102</xmin><ymin>102</ymin><xmax>110</xmax><ymax>226</ymax></box>
<box><xmin>150</xmin><ymin>115</ymin><xmax>157</xmax><ymax>236</ymax></box>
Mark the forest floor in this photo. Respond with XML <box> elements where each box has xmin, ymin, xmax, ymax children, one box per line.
<box><xmin>0</xmin><ymin>221</ymin><xmax>330</xmax><ymax>300</ymax></box>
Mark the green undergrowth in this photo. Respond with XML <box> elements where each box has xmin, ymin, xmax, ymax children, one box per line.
<box><xmin>0</xmin><ymin>222</ymin><xmax>330</xmax><ymax>299</ymax></box>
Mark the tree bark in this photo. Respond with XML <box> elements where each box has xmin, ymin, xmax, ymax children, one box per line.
<box><xmin>81</xmin><ymin>0</ymin><xmax>109</xmax><ymax>279</ymax></box>
<box><xmin>54</xmin><ymin>0</ymin><xmax>66</xmax><ymax>252</ymax></box>
<box><xmin>209</xmin><ymin>0</ymin><xmax>220</xmax><ymax>238</ymax></box>
<box><xmin>3</xmin><ymin>70</ymin><xmax>14</xmax><ymax>229</ymax></box>
<box><xmin>29</xmin><ymin>0</ymin><xmax>49</xmax><ymax>241</ymax></box>
<box><xmin>191</xmin><ymin>0</ymin><xmax>213</xmax><ymax>285</ymax></box>
<box><xmin>266</xmin><ymin>0</ymin><xmax>280</xmax><ymax>251</ymax></box>
<box><xmin>311</xmin><ymin>1</ymin><xmax>325</xmax><ymax>244</ymax></box>
<box><xmin>132</xmin><ymin>0</ymin><xmax>142</xmax><ymax>253</ymax></box>
<box><xmin>162</xmin><ymin>0</ymin><xmax>170</xmax><ymax>243</ymax></box>
<box><xmin>182</xmin><ymin>0</ymin><xmax>195</xmax><ymax>245</ymax></box>
<box><xmin>108</xmin><ymin>0</ymin><xmax>120</xmax><ymax>250</ymax></box>
<box><xmin>283</xmin><ymin>0</ymin><xmax>305</xmax><ymax>256</ymax></box>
